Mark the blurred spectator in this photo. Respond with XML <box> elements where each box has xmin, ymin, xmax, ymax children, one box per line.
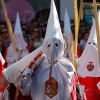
<box><xmin>42</xmin><ymin>24</ymin><xmax>47</xmax><ymax>38</ymax></box>
<box><xmin>22</xmin><ymin>29</ymin><xmax>27</xmax><ymax>38</ymax></box>
<box><xmin>30</xmin><ymin>27</ymin><xmax>43</xmax><ymax>52</ymax></box>
<box><xmin>24</xmin><ymin>36</ymin><xmax>30</xmax><ymax>45</ymax></box>
<box><xmin>39</xmin><ymin>21</ymin><xmax>44</xmax><ymax>27</ymax></box>
<box><xmin>79</xmin><ymin>32</ymin><xmax>90</xmax><ymax>52</ymax></box>
<box><xmin>80</xmin><ymin>20</ymin><xmax>86</xmax><ymax>27</ymax></box>
<box><xmin>78</xmin><ymin>33</ymin><xmax>83</xmax><ymax>43</ymax></box>
<box><xmin>31</xmin><ymin>19</ymin><xmax>38</xmax><ymax>27</ymax></box>
<box><xmin>0</xmin><ymin>23</ymin><xmax>6</xmax><ymax>31</ymax></box>
<box><xmin>21</xmin><ymin>24</ymin><xmax>28</xmax><ymax>32</ymax></box>
<box><xmin>0</xmin><ymin>28</ymin><xmax>11</xmax><ymax>47</ymax></box>
<box><xmin>38</xmin><ymin>21</ymin><xmax>46</xmax><ymax>38</ymax></box>
<box><xmin>38</xmin><ymin>26</ymin><xmax>44</xmax><ymax>38</ymax></box>
<box><xmin>80</xmin><ymin>26</ymin><xmax>87</xmax><ymax>35</ymax></box>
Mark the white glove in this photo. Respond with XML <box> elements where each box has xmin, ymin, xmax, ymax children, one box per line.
<box><xmin>16</xmin><ymin>44</ymin><xmax>22</xmax><ymax>51</ymax></box>
<box><xmin>23</xmin><ymin>68</ymin><xmax>33</xmax><ymax>76</ymax></box>
<box><xmin>21</xmin><ymin>75</ymin><xmax>31</xmax><ymax>89</ymax></box>
<box><xmin>21</xmin><ymin>68</ymin><xmax>33</xmax><ymax>89</ymax></box>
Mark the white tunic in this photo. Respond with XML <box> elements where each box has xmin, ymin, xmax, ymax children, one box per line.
<box><xmin>5</xmin><ymin>44</ymin><xmax>29</xmax><ymax>67</ymax></box>
<box><xmin>21</xmin><ymin>57</ymin><xmax>75</xmax><ymax>100</ymax></box>
<box><xmin>0</xmin><ymin>89</ymin><xmax>9</xmax><ymax>100</ymax></box>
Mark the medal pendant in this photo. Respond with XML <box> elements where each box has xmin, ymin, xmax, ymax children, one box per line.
<box><xmin>45</xmin><ymin>77</ymin><xmax>58</xmax><ymax>98</ymax></box>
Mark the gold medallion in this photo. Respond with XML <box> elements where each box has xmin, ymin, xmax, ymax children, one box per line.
<box><xmin>45</xmin><ymin>77</ymin><xmax>58</xmax><ymax>98</ymax></box>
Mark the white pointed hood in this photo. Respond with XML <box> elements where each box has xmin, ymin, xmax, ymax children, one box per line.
<box><xmin>77</xmin><ymin>44</ymin><xmax>99</xmax><ymax>77</ymax></box>
<box><xmin>76</xmin><ymin>11</ymin><xmax>100</xmax><ymax>78</ymax></box>
<box><xmin>42</xmin><ymin>0</ymin><xmax>64</xmax><ymax>64</ymax></box>
<box><xmin>87</xmin><ymin>18</ymin><xmax>97</xmax><ymax>45</ymax></box>
<box><xmin>14</xmin><ymin>12</ymin><xmax>27</xmax><ymax>50</ymax></box>
<box><xmin>63</xmin><ymin>8</ymin><xmax>72</xmax><ymax>53</ymax></box>
<box><xmin>43</xmin><ymin>0</ymin><xmax>64</xmax><ymax>43</ymax></box>
<box><xmin>64</xmin><ymin>8</ymin><xmax>72</xmax><ymax>34</ymax></box>
<box><xmin>86</xmin><ymin>10</ymin><xmax>100</xmax><ymax>48</ymax></box>
<box><xmin>14</xmin><ymin>12</ymin><xmax>22</xmax><ymax>35</ymax></box>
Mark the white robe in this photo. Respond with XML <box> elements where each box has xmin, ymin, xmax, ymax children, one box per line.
<box><xmin>5</xmin><ymin>44</ymin><xmax>29</xmax><ymax>67</ymax></box>
<box><xmin>0</xmin><ymin>89</ymin><xmax>9</xmax><ymax>100</ymax></box>
<box><xmin>21</xmin><ymin>57</ymin><xmax>75</xmax><ymax>100</ymax></box>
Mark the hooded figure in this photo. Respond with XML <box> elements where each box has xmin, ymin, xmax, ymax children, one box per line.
<box><xmin>19</xmin><ymin>0</ymin><xmax>77</xmax><ymax>100</ymax></box>
<box><xmin>4</xmin><ymin>12</ymin><xmax>30</xmax><ymax>67</ymax></box>
<box><xmin>76</xmin><ymin>11</ymin><xmax>100</xmax><ymax>99</ymax></box>
<box><xmin>86</xmin><ymin>17</ymin><xmax>97</xmax><ymax>48</ymax></box>
<box><xmin>63</xmin><ymin>9</ymin><xmax>81</xmax><ymax>59</ymax></box>
<box><xmin>63</xmin><ymin>8</ymin><xmax>73</xmax><ymax>59</ymax></box>
<box><xmin>1</xmin><ymin>0</ymin><xmax>77</xmax><ymax>100</ymax></box>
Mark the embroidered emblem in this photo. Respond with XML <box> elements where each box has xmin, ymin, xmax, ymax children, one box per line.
<box><xmin>45</xmin><ymin>77</ymin><xmax>58</xmax><ymax>98</ymax></box>
<box><xmin>87</xmin><ymin>61</ymin><xmax>94</xmax><ymax>71</ymax></box>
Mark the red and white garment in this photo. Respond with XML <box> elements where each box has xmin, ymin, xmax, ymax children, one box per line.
<box><xmin>77</xmin><ymin>44</ymin><xmax>100</xmax><ymax>98</ymax></box>
<box><xmin>4</xmin><ymin>13</ymin><xmax>30</xmax><ymax>68</ymax></box>
<box><xmin>4</xmin><ymin>44</ymin><xmax>29</xmax><ymax>67</ymax></box>
<box><xmin>0</xmin><ymin>53</ymin><xmax>5</xmax><ymax>77</ymax></box>
<box><xmin>3</xmin><ymin>0</ymin><xmax>77</xmax><ymax>100</ymax></box>
<box><xmin>83</xmin><ymin>89</ymin><xmax>100</xmax><ymax>100</ymax></box>
<box><xmin>0</xmin><ymin>87</ymin><xmax>9</xmax><ymax>100</ymax></box>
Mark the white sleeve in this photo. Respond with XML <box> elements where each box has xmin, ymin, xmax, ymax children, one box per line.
<box><xmin>6</xmin><ymin>48</ymin><xmax>18</xmax><ymax>64</ymax></box>
<box><xmin>4</xmin><ymin>89</ymin><xmax>9</xmax><ymax>100</ymax></box>
<box><xmin>0</xmin><ymin>89</ymin><xmax>9</xmax><ymax>100</ymax></box>
<box><xmin>6</xmin><ymin>55</ymin><xmax>19</xmax><ymax>64</ymax></box>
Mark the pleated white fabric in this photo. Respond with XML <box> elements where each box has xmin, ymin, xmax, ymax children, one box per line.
<box><xmin>21</xmin><ymin>57</ymin><xmax>75</xmax><ymax>100</ymax></box>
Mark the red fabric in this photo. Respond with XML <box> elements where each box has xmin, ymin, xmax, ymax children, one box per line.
<box><xmin>77</xmin><ymin>45</ymin><xmax>82</xmax><ymax>58</ymax></box>
<box><xmin>17</xmin><ymin>94</ymin><xmax>32</xmax><ymax>100</ymax></box>
<box><xmin>4</xmin><ymin>45</ymin><xmax>10</xmax><ymax>68</ymax></box>
<box><xmin>0</xmin><ymin>87</ymin><xmax>4</xmax><ymax>92</ymax></box>
<box><xmin>28</xmin><ymin>53</ymin><xmax>42</xmax><ymax>68</ymax></box>
<box><xmin>0</xmin><ymin>61</ymin><xmax>4</xmax><ymax>77</ymax></box>
<box><xmin>83</xmin><ymin>89</ymin><xmax>100</xmax><ymax>100</ymax></box>
<box><xmin>71</xmin><ymin>73</ymin><xmax>78</xmax><ymax>100</ymax></box>
<box><xmin>4</xmin><ymin>45</ymin><xmax>10</xmax><ymax>61</ymax></box>
<box><xmin>79</xmin><ymin>77</ymin><xmax>100</xmax><ymax>96</ymax></box>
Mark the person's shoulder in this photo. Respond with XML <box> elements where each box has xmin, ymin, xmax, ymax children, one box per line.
<box><xmin>80</xmin><ymin>39</ymin><xmax>84</xmax><ymax>43</ymax></box>
<box><xmin>59</xmin><ymin>57</ymin><xmax>75</xmax><ymax>71</ymax></box>
<box><xmin>79</xmin><ymin>39</ymin><xmax>85</xmax><ymax>45</ymax></box>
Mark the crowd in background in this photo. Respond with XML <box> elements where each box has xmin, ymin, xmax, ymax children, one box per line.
<box><xmin>0</xmin><ymin>17</ymin><xmax>92</xmax><ymax>59</ymax></box>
